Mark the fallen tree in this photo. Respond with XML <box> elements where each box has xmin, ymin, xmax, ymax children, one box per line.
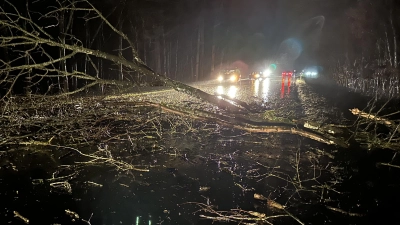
<box><xmin>0</xmin><ymin>0</ymin><xmax>248</xmax><ymax>113</ymax></box>
<box><xmin>1</xmin><ymin>2</ymin><xmax>399</xmax><ymax>225</ymax></box>
<box><xmin>107</xmin><ymin>101</ymin><xmax>349</xmax><ymax>147</ymax></box>
<box><xmin>0</xmin><ymin>0</ymin><xmax>347</xmax><ymax>147</ymax></box>
<box><xmin>349</xmin><ymin>98</ymin><xmax>400</xmax><ymax>152</ymax></box>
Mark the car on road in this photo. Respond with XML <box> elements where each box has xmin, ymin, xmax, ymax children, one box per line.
<box><xmin>301</xmin><ymin>66</ymin><xmax>320</xmax><ymax>77</ymax></box>
<box><xmin>217</xmin><ymin>69</ymin><xmax>241</xmax><ymax>83</ymax></box>
<box><xmin>250</xmin><ymin>69</ymin><xmax>274</xmax><ymax>80</ymax></box>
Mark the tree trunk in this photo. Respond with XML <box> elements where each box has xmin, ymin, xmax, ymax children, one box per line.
<box><xmin>390</xmin><ymin>5</ymin><xmax>397</xmax><ymax>68</ymax></box>
<box><xmin>200</xmin><ymin>18</ymin><xmax>205</xmax><ymax>80</ymax></box>
<box><xmin>195</xmin><ymin>23</ymin><xmax>201</xmax><ymax>82</ymax></box>
<box><xmin>377</xmin><ymin>40</ymin><xmax>381</xmax><ymax>66</ymax></box>
<box><xmin>73</xmin><ymin>61</ymin><xmax>78</xmax><ymax>90</ymax></box>
<box><xmin>84</xmin><ymin>21</ymin><xmax>90</xmax><ymax>76</ymax></box>
<box><xmin>134</xmin><ymin>22</ymin><xmax>140</xmax><ymax>82</ymax></box>
<box><xmin>168</xmin><ymin>41</ymin><xmax>171</xmax><ymax>77</ymax></box>
<box><xmin>211</xmin><ymin>45</ymin><xmax>215</xmax><ymax>73</ymax></box>
<box><xmin>162</xmin><ymin>26</ymin><xmax>167</xmax><ymax>76</ymax></box>
<box><xmin>59</xmin><ymin>5</ymin><xmax>67</xmax><ymax>92</ymax></box>
<box><xmin>385</xmin><ymin>25</ymin><xmax>393</xmax><ymax>67</ymax></box>
<box><xmin>118</xmin><ymin>21</ymin><xmax>123</xmax><ymax>80</ymax></box>
<box><xmin>135</xmin><ymin>23</ymin><xmax>139</xmax><ymax>56</ymax></box>
<box><xmin>24</xmin><ymin>0</ymin><xmax>31</xmax><ymax>97</ymax></box>
<box><xmin>155</xmin><ymin>39</ymin><xmax>161</xmax><ymax>75</ymax></box>
<box><xmin>142</xmin><ymin>19</ymin><xmax>147</xmax><ymax>64</ymax></box>
<box><xmin>175</xmin><ymin>40</ymin><xmax>178</xmax><ymax>80</ymax></box>
<box><xmin>220</xmin><ymin>48</ymin><xmax>225</xmax><ymax>68</ymax></box>
<box><xmin>191</xmin><ymin>55</ymin><xmax>194</xmax><ymax>81</ymax></box>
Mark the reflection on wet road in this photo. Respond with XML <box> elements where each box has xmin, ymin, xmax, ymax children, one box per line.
<box><xmin>253</xmin><ymin>78</ymin><xmax>270</xmax><ymax>101</ymax></box>
<box><xmin>196</xmin><ymin>77</ymin><xmax>296</xmax><ymax>104</ymax></box>
<box><xmin>215</xmin><ymin>85</ymin><xmax>238</xmax><ymax>99</ymax></box>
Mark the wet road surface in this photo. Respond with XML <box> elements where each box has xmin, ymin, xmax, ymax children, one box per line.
<box><xmin>122</xmin><ymin>76</ymin><xmax>298</xmax><ymax>105</ymax></box>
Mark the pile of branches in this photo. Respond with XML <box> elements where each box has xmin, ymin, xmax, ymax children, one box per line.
<box><xmin>0</xmin><ymin>96</ymin><xmax>209</xmax><ymax>147</ymax></box>
<box><xmin>349</xmin><ymin>96</ymin><xmax>400</xmax><ymax>168</ymax></box>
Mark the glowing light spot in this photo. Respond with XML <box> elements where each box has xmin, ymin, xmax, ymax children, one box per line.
<box><xmin>262</xmin><ymin>78</ymin><xmax>270</xmax><ymax>100</ymax></box>
<box><xmin>228</xmin><ymin>86</ymin><xmax>237</xmax><ymax>98</ymax></box>
<box><xmin>216</xmin><ymin>85</ymin><xmax>224</xmax><ymax>95</ymax></box>
<box><xmin>254</xmin><ymin>79</ymin><xmax>260</xmax><ymax>96</ymax></box>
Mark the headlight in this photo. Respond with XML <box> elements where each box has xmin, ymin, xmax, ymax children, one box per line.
<box><xmin>217</xmin><ymin>75</ymin><xmax>223</xmax><ymax>81</ymax></box>
<box><xmin>255</xmin><ymin>74</ymin><xmax>260</xmax><ymax>78</ymax></box>
<box><xmin>306</xmin><ymin>72</ymin><xmax>311</xmax><ymax>76</ymax></box>
<box><xmin>230</xmin><ymin>75</ymin><xmax>237</xmax><ymax>82</ymax></box>
<box><xmin>311</xmin><ymin>72</ymin><xmax>317</xmax><ymax>76</ymax></box>
<box><xmin>263</xmin><ymin>69</ymin><xmax>271</xmax><ymax>77</ymax></box>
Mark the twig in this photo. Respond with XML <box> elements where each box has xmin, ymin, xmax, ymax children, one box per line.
<box><xmin>376</xmin><ymin>162</ymin><xmax>400</xmax><ymax>169</ymax></box>
<box><xmin>325</xmin><ymin>205</ymin><xmax>365</xmax><ymax>217</ymax></box>
<box><xmin>14</xmin><ymin>211</ymin><xmax>29</xmax><ymax>224</ymax></box>
<box><xmin>349</xmin><ymin>108</ymin><xmax>392</xmax><ymax>126</ymax></box>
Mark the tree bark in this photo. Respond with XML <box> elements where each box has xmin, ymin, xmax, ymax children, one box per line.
<box><xmin>385</xmin><ymin>25</ymin><xmax>393</xmax><ymax>67</ymax></box>
<box><xmin>58</xmin><ymin>3</ymin><xmax>67</xmax><ymax>92</ymax></box>
<box><xmin>24</xmin><ymin>0</ymin><xmax>31</xmax><ymax>97</ymax></box>
<box><xmin>211</xmin><ymin>45</ymin><xmax>215</xmax><ymax>73</ymax></box>
<box><xmin>195</xmin><ymin>23</ymin><xmax>201</xmax><ymax>82</ymax></box>
<box><xmin>162</xmin><ymin>26</ymin><xmax>167</xmax><ymax>76</ymax></box>
<box><xmin>200</xmin><ymin>17</ymin><xmax>205</xmax><ymax>80</ymax></box>
<box><xmin>220</xmin><ymin>48</ymin><xmax>225</xmax><ymax>68</ymax></box>
<box><xmin>142</xmin><ymin>18</ymin><xmax>147</xmax><ymax>65</ymax></box>
<box><xmin>155</xmin><ymin>39</ymin><xmax>161</xmax><ymax>75</ymax></box>
<box><xmin>175</xmin><ymin>40</ymin><xmax>178</xmax><ymax>80</ymax></box>
<box><xmin>84</xmin><ymin>21</ymin><xmax>90</xmax><ymax>76</ymax></box>
<box><xmin>390</xmin><ymin>5</ymin><xmax>397</xmax><ymax>68</ymax></box>
<box><xmin>118</xmin><ymin>20</ymin><xmax>123</xmax><ymax>80</ymax></box>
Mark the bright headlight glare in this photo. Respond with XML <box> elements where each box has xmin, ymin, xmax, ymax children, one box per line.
<box><xmin>230</xmin><ymin>75</ymin><xmax>237</xmax><ymax>82</ymax></box>
<box><xmin>255</xmin><ymin>74</ymin><xmax>260</xmax><ymax>78</ymax></box>
<box><xmin>306</xmin><ymin>72</ymin><xmax>311</xmax><ymax>76</ymax></box>
<box><xmin>264</xmin><ymin>69</ymin><xmax>271</xmax><ymax>76</ymax></box>
<box><xmin>217</xmin><ymin>76</ymin><xmax>223</xmax><ymax>81</ymax></box>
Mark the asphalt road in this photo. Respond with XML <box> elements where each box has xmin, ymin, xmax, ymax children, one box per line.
<box><xmin>114</xmin><ymin>75</ymin><xmax>300</xmax><ymax>107</ymax></box>
<box><xmin>196</xmin><ymin>76</ymin><xmax>296</xmax><ymax>103</ymax></box>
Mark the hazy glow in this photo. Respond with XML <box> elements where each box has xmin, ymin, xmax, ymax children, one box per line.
<box><xmin>217</xmin><ymin>75</ymin><xmax>223</xmax><ymax>82</ymax></box>
<box><xmin>227</xmin><ymin>85</ymin><xmax>237</xmax><ymax>98</ymax></box>
<box><xmin>278</xmin><ymin>38</ymin><xmax>303</xmax><ymax>61</ymax></box>
<box><xmin>230</xmin><ymin>75</ymin><xmax>237</xmax><ymax>82</ymax></box>
<box><xmin>254</xmin><ymin>78</ymin><xmax>270</xmax><ymax>101</ymax></box>
<box><xmin>263</xmin><ymin>69</ymin><xmax>271</xmax><ymax>77</ymax></box>
<box><xmin>305</xmin><ymin>71</ymin><xmax>318</xmax><ymax>77</ymax></box>
<box><xmin>216</xmin><ymin>85</ymin><xmax>224</xmax><ymax>98</ymax></box>
<box><xmin>254</xmin><ymin>79</ymin><xmax>260</xmax><ymax>96</ymax></box>
<box><xmin>262</xmin><ymin>78</ymin><xmax>270</xmax><ymax>100</ymax></box>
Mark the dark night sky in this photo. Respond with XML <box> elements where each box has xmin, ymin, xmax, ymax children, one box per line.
<box><xmin>200</xmin><ymin>0</ymin><xmax>352</xmax><ymax>68</ymax></box>
<box><xmin>63</xmin><ymin>0</ymin><xmax>353</xmax><ymax>67</ymax></box>
<box><xmin>3</xmin><ymin>0</ymin><xmax>358</xmax><ymax>85</ymax></box>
